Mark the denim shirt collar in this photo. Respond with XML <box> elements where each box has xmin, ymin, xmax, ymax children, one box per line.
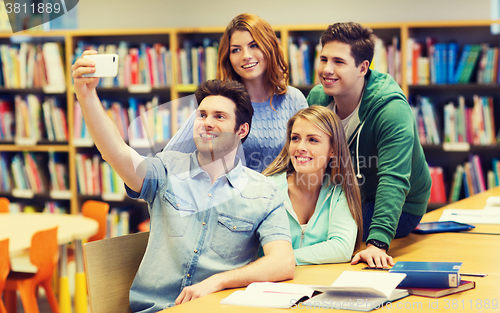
<box><xmin>189</xmin><ymin>151</ymin><xmax>244</xmax><ymax>188</ymax></box>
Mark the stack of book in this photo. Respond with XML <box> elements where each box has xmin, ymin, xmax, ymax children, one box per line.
<box><xmin>390</xmin><ymin>261</ymin><xmax>476</xmax><ymax>298</ymax></box>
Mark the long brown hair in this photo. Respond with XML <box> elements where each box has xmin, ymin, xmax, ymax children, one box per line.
<box><xmin>262</xmin><ymin>106</ymin><xmax>363</xmax><ymax>252</ymax></box>
<box><xmin>217</xmin><ymin>13</ymin><xmax>288</xmax><ymax>98</ymax></box>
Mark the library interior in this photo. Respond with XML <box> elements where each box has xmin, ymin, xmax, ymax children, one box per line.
<box><xmin>0</xmin><ymin>0</ymin><xmax>500</xmax><ymax>312</ymax></box>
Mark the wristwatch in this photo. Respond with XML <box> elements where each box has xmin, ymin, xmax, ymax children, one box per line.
<box><xmin>366</xmin><ymin>239</ymin><xmax>389</xmax><ymax>251</ymax></box>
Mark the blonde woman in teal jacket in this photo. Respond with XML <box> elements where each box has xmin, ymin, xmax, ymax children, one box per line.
<box><xmin>263</xmin><ymin>106</ymin><xmax>363</xmax><ymax>265</ymax></box>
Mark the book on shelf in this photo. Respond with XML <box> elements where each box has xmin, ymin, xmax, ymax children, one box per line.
<box><xmin>429</xmin><ymin>167</ymin><xmax>447</xmax><ymax>204</ymax></box>
<box><xmin>389</xmin><ymin>261</ymin><xmax>462</xmax><ymax>288</ymax></box>
<box><xmin>10</xmin><ymin>154</ymin><xmax>30</xmax><ymax>192</ymax></box>
<box><xmin>406</xmin><ymin>38</ymin><xmax>415</xmax><ymax>84</ymax></box>
<box><xmin>0</xmin><ymin>99</ymin><xmax>14</xmax><ymax>140</ymax></box>
<box><xmin>434</xmin><ymin>95</ymin><xmax>495</xmax><ymax>147</ymax></box>
<box><xmin>74</xmin><ymin>41</ymin><xmax>172</xmax><ymax>88</ymax></box>
<box><xmin>413</xmin><ymin>96</ymin><xmax>440</xmax><ymax>145</ymax></box>
<box><xmin>48</xmin><ymin>152</ymin><xmax>69</xmax><ymax>194</ymax></box>
<box><xmin>406</xmin><ymin>41</ymin><xmax>496</xmax><ymax>85</ymax></box>
<box><xmin>401</xmin><ymin>280</ymin><xmax>475</xmax><ymax>298</ymax></box>
<box><xmin>371</xmin><ymin>36</ymin><xmax>389</xmax><ymax>77</ymax></box>
<box><xmin>459</xmin><ymin>45</ymin><xmax>482</xmax><ymax>84</ymax></box>
<box><xmin>487</xmin><ymin>170</ymin><xmax>496</xmax><ymax>189</ymax></box>
<box><xmin>447</xmin><ymin>42</ymin><xmax>459</xmax><ymax>84</ymax></box>
<box><xmin>0</xmin><ymin>153</ymin><xmax>12</xmax><ymax>192</ymax></box>
<box><xmin>471</xmin><ymin>154</ymin><xmax>486</xmax><ymax>193</ymax></box>
<box><xmin>288</xmin><ymin>38</ymin><xmax>313</xmax><ymax>86</ymax></box>
<box><xmin>412</xmin><ymin>42</ymin><xmax>421</xmax><ymax>85</ymax></box>
<box><xmin>107</xmin><ymin>207</ymin><xmax>131</xmax><ymax>238</ymax></box>
<box><xmin>23</xmin><ymin>151</ymin><xmax>46</xmax><ymax>194</ymax></box>
<box><xmin>14</xmin><ymin>95</ymin><xmax>42</xmax><ymax>144</ymax></box>
<box><xmin>41</xmin><ymin>42</ymin><xmax>66</xmax><ymax>92</ymax></box>
<box><xmin>492</xmin><ymin>159</ymin><xmax>500</xmax><ymax>187</ymax></box>
<box><xmin>176</xmin><ymin>39</ymin><xmax>218</xmax><ymax>86</ymax></box>
<box><xmin>221</xmin><ymin>271</ymin><xmax>408</xmax><ymax>311</ymax></box>
<box><xmin>42</xmin><ymin>97</ymin><xmax>68</xmax><ymax>142</ymax></box>
<box><xmin>448</xmin><ymin>164</ymin><xmax>464</xmax><ymax>203</ymax></box>
<box><xmin>43</xmin><ymin>201</ymin><xmax>68</xmax><ymax>214</ymax></box>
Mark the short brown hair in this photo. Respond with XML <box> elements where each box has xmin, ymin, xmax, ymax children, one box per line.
<box><xmin>321</xmin><ymin>22</ymin><xmax>375</xmax><ymax>67</ymax></box>
<box><xmin>195</xmin><ymin>79</ymin><xmax>253</xmax><ymax>143</ymax></box>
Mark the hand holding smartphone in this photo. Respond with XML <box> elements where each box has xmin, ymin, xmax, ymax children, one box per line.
<box><xmin>82</xmin><ymin>54</ymin><xmax>119</xmax><ymax>78</ymax></box>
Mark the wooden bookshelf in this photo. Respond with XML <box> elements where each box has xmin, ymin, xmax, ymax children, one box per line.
<box><xmin>0</xmin><ymin>20</ymin><xmax>499</xmax><ymax>218</ymax></box>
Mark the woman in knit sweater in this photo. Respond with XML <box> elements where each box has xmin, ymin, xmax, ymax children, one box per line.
<box><xmin>164</xmin><ymin>13</ymin><xmax>307</xmax><ymax>172</ymax></box>
<box><xmin>263</xmin><ymin>106</ymin><xmax>363</xmax><ymax>264</ymax></box>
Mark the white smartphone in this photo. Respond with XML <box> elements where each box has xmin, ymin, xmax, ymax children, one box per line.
<box><xmin>82</xmin><ymin>54</ymin><xmax>119</xmax><ymax>77</ymax></box>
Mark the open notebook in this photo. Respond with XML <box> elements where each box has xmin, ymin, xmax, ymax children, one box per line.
<box><xmin>221</xmin><ymin>271</ymin><xmax>409</xmax><ymax>311</ymax></box>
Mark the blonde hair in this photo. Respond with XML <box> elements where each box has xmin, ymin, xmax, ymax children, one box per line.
<box><xmin>262</xmin><ymin>106</ymin><xmax>363</xmax><ymax>252</ymax></box>
<box><xmin>217</xmin><ymin>13</ymin><xmax>289</xmax><ymax>100</ymax></box>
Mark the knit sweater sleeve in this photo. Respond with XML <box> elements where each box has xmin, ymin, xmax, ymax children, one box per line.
<box><xmin>243</xmin><ymin>87</ymin><xmax>308</xmax><ymax>172</ymax></box>
<box><xmin>294</xmin><ymin>188</ymin><xmax>357</xmax><ymax>265</ymax></box>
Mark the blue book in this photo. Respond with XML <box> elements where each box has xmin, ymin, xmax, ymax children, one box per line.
<box><xmin>463</xmin><ymin>170</ymin><xmax>470</xmax><ymax>198</ymax></box>
<box><xmin>432</xmin><ymin>43</ymin><xmax>441</xmax><ymax>84</ymax></box>
<box><xmin>447</xmin><ymin>43</ymin><xmax>458</xmax><ymax>84</ymax></box>
<box><xmin>439</xmin><ymin>44</ymin><xmax>447</xmax><ymax>84</ymax></box>
<box><xmin>492</xmin><ymin>158</ymin><xmax>499</xmax><ymax>186</ymax></box>
<box><xmin>390</xmin><ymin>261</ymin><xmax>462</xmax><ymax>288</ymax></box>
<box><xmin>453</xmin><ymin>45</ymin><xmax>470</xmax><ymax>84</ymax></box>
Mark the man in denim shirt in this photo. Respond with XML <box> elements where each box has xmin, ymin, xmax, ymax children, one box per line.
<box><xmin>73</xmin><ymin>55</ymin><xmax>295</xmax><ymax>313</ymax></box>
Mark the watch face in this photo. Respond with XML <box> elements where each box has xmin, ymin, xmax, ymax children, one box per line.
<box><xmin>368</xmin><ymin>239</ymin><xmax>388</xmax><ymax>250</ymax></box>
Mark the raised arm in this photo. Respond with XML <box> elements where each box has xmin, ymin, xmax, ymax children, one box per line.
<box><xmin>71</xmin><ymin>50</ymin><xmax>146</xmax><ymax>192</ymax></box>
<box><xmin>352</xmin><ymin>99</ymin><xmax>413</xmax><ymax>268</ymax></box>
<box><xmin>174</xmin><ymin>239</ymin><xmax>294</xmax><ymax>305</ymax></box>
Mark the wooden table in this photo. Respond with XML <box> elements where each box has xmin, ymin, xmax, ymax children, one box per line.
<box><xmin>0</xmin><ymin>212</ymin><xmax>98</xmax><ymax>256</ymax></box>
<box><xmin>0</xmin><ymin>212</ymin><xmax>98</xmax><ymax>313</ymax></box>
<box><xmin>161</xmin><ymin>186</ymin><xmax>500</xmax><ymax>313</ymax></box>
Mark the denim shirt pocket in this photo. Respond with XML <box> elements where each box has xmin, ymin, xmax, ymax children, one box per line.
<box><xmin>162</xmin><ymin>189</ymin><xmax>196</xmax><ymax>237</ymax></box>
<box><xmin>211</xmin><ymin>213</ymin><xmax>254</xmax><ymax>259</ymax></box>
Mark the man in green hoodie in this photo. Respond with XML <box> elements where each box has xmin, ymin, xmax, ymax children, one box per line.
<box><xmin>307</xmin><ymin>22</ymin><xmax>431</xmax><ymax>268</ymax></box>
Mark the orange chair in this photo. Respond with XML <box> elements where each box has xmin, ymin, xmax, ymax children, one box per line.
<box><xmin>73</xmin><ymin>200</ymin><xmax>109</xmax><ymax>313</ymax></box>
<box><xmin>81</xmin><ymin>200</ymin><xmax>109</xmax><ymax>242</ymax></box>
<box><xmin>4</xmin><ymin>227</ymin><xmax>59</xmax><ymax>313</ymax></box>
<box><xmin>0</xmin><ymin>198</ymin><xmax>9</xmax><ymax>213</ymax></box>
<box><xmin>138</xmin><ymin>218</ymin><xmax>150</xmax><ymax>232</ymax></box>
<box><xmin>0</xmin><ymin>238</ymin><xmax>10</xmax><ymax>313</ymax></box>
